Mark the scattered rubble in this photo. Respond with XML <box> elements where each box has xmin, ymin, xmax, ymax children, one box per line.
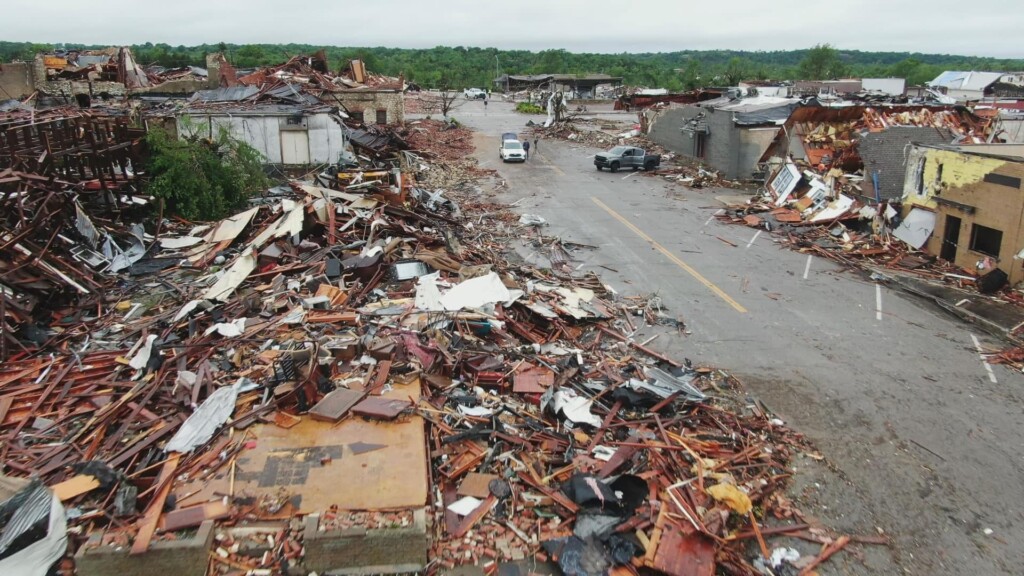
<box><xmin>0</xmin><ymin>72</ymin><xmax>882</xmax><ymax>576</ymax></box>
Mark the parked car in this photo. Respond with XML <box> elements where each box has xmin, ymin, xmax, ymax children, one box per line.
<box><xmin>464</xmin><ymin>88</ymin><xmax>487</xmax><ymax>100</ymax></box>
<box><xmin>594</xmin><ymin>146</ymin><xmax>661</xmax><ymax>172</ymax></box>
<box><xmin>500</xmin><ymin>138</ymin><xmax>526</xmax><ymax>162</ymax></box>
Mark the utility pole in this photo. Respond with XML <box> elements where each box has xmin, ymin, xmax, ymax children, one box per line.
<box><xmin>495</xmin><ymin>55</ymin><xmax>500</xmax><ymax>92</ymax></box>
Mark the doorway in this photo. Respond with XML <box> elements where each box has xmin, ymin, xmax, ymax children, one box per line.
<box><xmin>280</xmin><ymin>130</ymin><xmax>310</xmax><ymax>165</ymax></box>
<box><xmin>941</xmin><ymin>215</ymin><xmax>961</xmax><ymax>262</ymax></box>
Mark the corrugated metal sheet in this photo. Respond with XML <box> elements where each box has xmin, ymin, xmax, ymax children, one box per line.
<box><xmin>0</xmin><ymin>481</ymin><xmax>52</xmax><ymax>555</ymax></box>
<box><xmin>929</xmin><ymin>71</ymin><xmax>1003</xmax><ymax>92</ymax></box>
<box><xmin>191</xmin><ymin>86</ymin><xmax>260</xmax><ymax>103</ymax></box>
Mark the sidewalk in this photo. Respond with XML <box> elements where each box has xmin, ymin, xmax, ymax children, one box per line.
<box><xmin>879</xmin><ymin>270</ymin><xmax>1024</xmax><ymax>342</ymax></box>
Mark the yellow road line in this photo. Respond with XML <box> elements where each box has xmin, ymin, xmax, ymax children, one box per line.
<box><xmin>542</xmin><ymin>156</ymin><xmax>564</xmax><ymax>175</ymax></box>
<box><xmin>590</xmin><ymin>197</ymin><xmax>748</xmax><ymax>313</ymax></box>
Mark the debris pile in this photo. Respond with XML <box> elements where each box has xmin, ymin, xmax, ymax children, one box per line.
<box><xmin>761</xmin><ymin>105</ymin><xmax>997</xmax><ymax>179</ymax></box>
<box><xmin>0</xmin><ymin>108</ymin><xmax>869</xmax><ymax>576</ymax></box>
<box><xmin>714</xmin><ymin>162</ymin><xmax>993</xmax><ymax>295</ymax></box>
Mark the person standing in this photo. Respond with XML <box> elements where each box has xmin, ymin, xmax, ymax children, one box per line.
<box><xmin>522</xmin><ymin>139</ymin><xmax>530</xmax><ymax>160</ymax></box>
<box><xmin>533</xmin><ymin>137</ymin><xmax>539</xmax><ymax>153</ymax></box>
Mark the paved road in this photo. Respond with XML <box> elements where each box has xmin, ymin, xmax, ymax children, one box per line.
<box><xmin>451</xmin><ymin>99</ymin><xmax>1024</xmax><ymax>574</ymax></box>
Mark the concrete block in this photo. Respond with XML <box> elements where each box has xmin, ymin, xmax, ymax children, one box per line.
<box><xmin>303</xmin><ymin>508</ymin><xmax>428</xmax><ymax>575</ymax></box>
<box><xmin>76</xmin><ymin>520</ymin><xmax>215</xmax><ymax>576</ymax></box>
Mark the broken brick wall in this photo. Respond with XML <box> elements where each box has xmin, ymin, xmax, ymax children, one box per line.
<box><xmin>32</xmin><ymin>52</ymin><xmax>127</xmax><ymax>99</ymax></box>
<box><xmin>329</xmin><ymin>91</ymin><xmax>405</xmax><ymax>125</ymax></box>
<box><xmin>0</xmin><ymin>62</ymin><xmax>33</xmax><ymax>100</ymax></box>
<box><xmin>859</xmin><ymin>126</ymin><xmax>954</xmax><ymax>201</ymax></box>
<box><xmin>648</xmin><ymin>104</ymin><xmax>753</xmax><ymax>179</ymax></box>
<box><xmin>303</xmin><ymin>512</ymin><xmax>427</xmax><ymax>573</ymax></box>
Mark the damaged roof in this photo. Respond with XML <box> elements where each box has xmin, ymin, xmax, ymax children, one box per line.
<box><xmin>929</xmin><ymin>71</ymin><xmax>1003</xmax><ymax>92</ymax></box>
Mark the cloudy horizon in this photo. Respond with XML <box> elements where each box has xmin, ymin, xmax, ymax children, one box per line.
<box><xmin>1</xmin><ymin>0</ymin><xmax>1021</xmax><ymax>59</ymax></box>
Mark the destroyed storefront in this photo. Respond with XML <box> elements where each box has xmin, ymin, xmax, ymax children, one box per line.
<box><xmin>618</xmin><ymin>88</ymin><xmax>723</xmax><ymax>112</ymax></box>
<box><xmin>233</xmin><ymin>53</ymin><xmax>406</xmax><ymax>126</ymax></box>
<box><xmin>493</xmin><ymin>74</ymin><xmax>623</xmax><ymax>99</ymax></box>
<box><xmin>758</xmin><ymin>105</ymin><xmax>997</xmax><ymax>201</ymax></box>
<box><xmin>646</xmin><ymin>96</ymin><xmax>798</xmax><ymax>180</ymax></box>
<box><xmin>902</xmin><ymin>144</ymin><xmax>1024</xmax><ymax>286</ymax></box>
<box><xmin>171</xmin><ymin>102</ymin><xmax>349</xmax><ymax>166</ymax></box>
<box><xmin>1</xmin><ymin>47</ymin><xmax>208</xmax><ymax>105</ymax></box>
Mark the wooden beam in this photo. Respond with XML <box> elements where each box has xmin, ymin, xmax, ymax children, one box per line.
<box><xmin>130</xmin><ymin>452</ymin><xmax>180</xmax><ymax>555</ymax></box>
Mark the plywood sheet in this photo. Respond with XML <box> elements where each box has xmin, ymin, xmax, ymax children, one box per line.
<box><xmin>174</xmin><ymin>379</ymin><xmax>426</xmax><ymax>512</ymax></box>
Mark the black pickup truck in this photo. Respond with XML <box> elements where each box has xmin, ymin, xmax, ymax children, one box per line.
<box><xmin>594</xmin><ymin>146</ymin><xmax>661</xmax><ymax>172</ymax></box>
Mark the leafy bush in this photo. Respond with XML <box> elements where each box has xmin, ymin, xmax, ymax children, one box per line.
<box><xmin>144</xmin><ymin>125</ymin><xmax>269</xmax><ymax>220</ymax></box>
<box><xmin>515</xmin><ymin>102</ymin><xmax>545</xmax><ymax>114</ymax></box>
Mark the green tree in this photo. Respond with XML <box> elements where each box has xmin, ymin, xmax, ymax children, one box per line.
<box><xmin>798</xmin><ymin>44</ymin><xmax>847</xmax><ymax>80</ymax></box>
<box><xmin>723</xmin><ymin>57</ymin><xmax>748</xmax><ymax>85</ymax></box>
<box><xmin>533</xmin><ymin>49</ymin><xmax>569</xmax><ymax>73</ymax></box>
<box><xmin>234</xmin><ymin>45</ymin><xmax>267</xmax><ymax>67</ymax></box>
<box><xmin>680</xmin><ymin>59</ymin><xmax>703</xmax><ymax>90</ymax></box>
<box><xmin>144</xmin><ymin>125</ymin><xmax>268</xmax><ymax>220</ymax></box>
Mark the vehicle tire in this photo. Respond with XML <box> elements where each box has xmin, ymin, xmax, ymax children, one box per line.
<box><xmin>596</xmin><ymin>165</ymin><xmax>601</xmax><ymax>171</ymax></box>
<box><xmin>645</xmin><ymin>161</ymin><xmax>656</xmax><ymax>171</ymax></box>
<box><xmin>610</xmin><ymin>162</ymin><xmax>620</xmax><ymax>173</ymax></box>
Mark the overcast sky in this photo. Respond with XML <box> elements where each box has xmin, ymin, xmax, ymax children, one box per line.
<box><xmin>1</xmin><ymin>0</ymin><xmax>1021</xmax><ymax>59</ymax></box>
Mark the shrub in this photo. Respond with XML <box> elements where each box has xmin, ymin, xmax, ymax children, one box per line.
<box><xmin>515</xmin><ymin>102</ymin><xmax>545</xmax><ymax>114</ymax></box>
<box><xmin>144</xmin><ymin>125</ymin><xmax>269</xmax><ymax>220</ymax></box>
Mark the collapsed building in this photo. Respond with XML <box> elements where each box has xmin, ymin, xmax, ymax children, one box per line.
<box><xmin>758</xmin><ymin>105</ymin><xmax>996</xmax><ymax>201</ymax></box>
<box><xmin>645</xmin><ymin>93</ymin><xmax>801</xmax><ymax>180</ymax></box>
<box><xmin>143</xmin><ymin>52</ymin><xmax>407</xmax><ymax>168</ymax></box>
<box><xmin>0</xmin><ymin>47</ymin><xmax>208</xmax><ymax>106</ymax></box>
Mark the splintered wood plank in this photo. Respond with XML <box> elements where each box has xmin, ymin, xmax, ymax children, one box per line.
<box><xmin>649</xmin><ymin>519</ymin><xmax>715</xmax><ymax>576</ymax></box>
<box><xmin>451</xmin><ymin>493</ymin><xmax>496</xmax><ymax>538</ymax></box>
<box><xmin>51</xmin><ymin>474</ymin><xmax>100</xmax><ymax>501</ymax></box>
<box><xmin>0</xmin><ymin>395</ymin><xmax>14</xmax><ymax>425</ymax></box>
<box><xmin>130</xmin><ymin>452</ymin><xmax>180</xmax><ymax>555</ymax></box>
<box><xmin>159</xmin><ymin>500</ymin><xmax>231</xmax><ymax>532</ymax></box>
<box><xmin>513</xmin><ymin>363</ymin><xmax>554</xmax><ymax>394</ymax></box>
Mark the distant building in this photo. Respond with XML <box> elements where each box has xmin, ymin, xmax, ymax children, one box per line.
<box><xmin>999</xmin><ymin>73</ymin><xmax>1024</xmax><ymax>87</ymax></box>
<box><xmin>861</xmin><ymin>78</ymin><xmax>907</xmax><ymax>96</ymax></box>
<box><xmin>493</xmin><ymin>74</ymin><xmax>623</xmax><ymax>98</ymax></box>
<box><xmin>793</xmin><ymin>78</ymin><xmax>906</xmax><ymax>97</ymax></box>
<box><xmin>928</xmin><ymin>71</ymin><xmax>1004</xmax><ymax>101</ymax></box>
<box><xmin>0</xmin><ymin>47</ymin><xmax>204</xmax><ymax>105</ymax></box>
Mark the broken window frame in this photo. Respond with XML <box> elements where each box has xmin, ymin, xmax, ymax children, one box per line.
<box><xmin>969</xmin><ymin>223</ymin><xmax>1003</xmax><ymax>258</ymax></box>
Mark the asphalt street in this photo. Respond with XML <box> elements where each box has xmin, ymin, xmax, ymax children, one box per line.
<box><xmin>444</xmin><ymin>99</ymin><xmax>1024</xmax><ymax>574</ymax></box>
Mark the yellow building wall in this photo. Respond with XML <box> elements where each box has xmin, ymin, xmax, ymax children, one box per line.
<box><xmin>905</xmin><ymin>148</ymin><xmax>1024</xmax><ymax>284</ymax></box>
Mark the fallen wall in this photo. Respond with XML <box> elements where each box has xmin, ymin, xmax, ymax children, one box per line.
<box><xmin>0</xmin><ymin>62</ymin><xmax>33</xmax><ymax>100</ymax></box>
<box><xmin>860</xmin><ymin>126</ymin><xmax>953</xmax><ymax>201</ymax></box>
<box><xmin>302</xmin><ymin>509</ymin><xmax>428</xmax><ymax>574</ymax></box>
<box><xmin>330</xmin><ymin>91</ymin><xmax>405</xmax><ymax>125</ymax></box>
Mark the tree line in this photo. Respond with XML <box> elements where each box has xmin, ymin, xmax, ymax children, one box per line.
<box><xmin>2</xmin><ymin>41</ymin><xmax>1022</xmax><ymax>91</ymax></box>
